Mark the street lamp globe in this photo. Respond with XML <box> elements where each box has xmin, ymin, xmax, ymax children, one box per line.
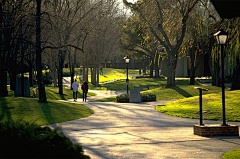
<box><xmin>124</xmin><ymin>56</ymin><xmax>130</xmax><ymax>64</ymax></box>
<box><xmin>214</xmin><ymin>28</ymin><xmax>228</xmax><ymax>45</ymax></box>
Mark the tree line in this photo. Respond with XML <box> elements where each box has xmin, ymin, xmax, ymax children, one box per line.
<box><xmin>0</xmin><ymin>0</ymin><xmax>124</xmax><ymax>102</ymax></box>
<box><xmin>122</xmin><ymin>0</ymin><xmax>240</xmax><ymax>89</ymax></box>
<box><xmin>1</xmin><ymin>0</ymin><xmax>239</xmax><ymax>102</ymax></box>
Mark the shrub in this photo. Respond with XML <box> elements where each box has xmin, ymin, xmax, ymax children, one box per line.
<box><xmin>0</xmin><ymin>121</ymin><xmax>90</xmax><ymax>159</ymax></box>
<box><xmin>116</xmin><ymin>93</ymin><xmax>156</xmax><ymax>102</ymax></box>
<box><xmin>116</xmin><ymin>94</ymin><xmax>129</xmax><ymax>102</ymax></box>
<box><xmin>43</xmin><ymin>78</ymin><xmax>52</xmax><ymax>84</ymax></box>
<box><xmin>141</xmin><ymin>93</ymin><xmax>156</xmax><ymax>102</ymax></box>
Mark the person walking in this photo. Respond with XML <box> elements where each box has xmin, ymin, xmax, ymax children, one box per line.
<box><xmin>100</xmin><ymin>66</ymin><xmax>103</xmax><ymax>75</ymax></box>
<box><xmin>72</xmin><ymin>79</ymin><xmax>79</xmax><ymax>102</ymax></box>
<box><xmin>81</xmin><ymin>81</ymin><xmax>88</xmax><ymax>102</ymax></box>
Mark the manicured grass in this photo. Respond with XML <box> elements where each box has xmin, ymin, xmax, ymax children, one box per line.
<box><xmin>148</xmin><ymin>85</ymin><xmax>224</xmax><ymax>100</ymax></box>
<box><xmin>64</xmin><ymin>68</ymin><xmax>146</xmax><ymax>76</ymax></box>
<box><xmin>89</xmin><ymin>75</ymin><xmax>127</xmax><ymax>83</ymax></box>
<box><xmin>156</xmin><ymin>90</ymin><xmax>240</xmax><ymax>122</ymax></box>
<box><xmin>91</xmin><ymin>97</ymin><xmax>117</xmax><ymax>102</ymax></box>
<box><xmin>44</xmin><ymin>86</ymin><xmax>96</xmax><ymax>100</ymax></box>
<box><xmin>96</xmin><ymin>77</ymin><xmax>168</xmax><ymax>90</ymax></box>
<box><xmin>0</xmin><ymin>86</ymin><xmax>95</xmax><ymax>125</ymax></box>
<box><xmin>223</xmin><ymin>149</ymin><xmax>240</xmax><ymax>159</ymax></box>
<box><xmin>0</xmin><ymin>97</ymin><xmax>94</xmax><ymax>125</ymax></box>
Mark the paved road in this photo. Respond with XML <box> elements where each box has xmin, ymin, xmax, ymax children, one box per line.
<box><xmin>53</xmin><ymin>90</ymin><xmax>240</xmax><ymax>159</ymax></box>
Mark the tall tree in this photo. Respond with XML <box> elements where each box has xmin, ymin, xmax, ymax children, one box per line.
<box><xmin>0</xmin><ymin>0</ymin><xmax>8</xmax><ymax>97</ymax></box>
<box><xmin>36</xmin><ymin>0</ymin><xmax>47</xmax><ymax>102</ymax></box>
<box><xmin>120</xmin><ymin>16</ymin><xmax>158</xmax><ymax>77</ymax></box>
<box><xmin>124</xmin><ymin>0</ymin><xmax>198</xmax><ymax>87</ymax></box>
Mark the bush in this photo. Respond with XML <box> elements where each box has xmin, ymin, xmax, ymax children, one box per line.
<box><xmin>116</xmin><ymin>94</ymin><xmax>129</xmax><ymax>103</ymax></box>
<box><xmin>116</xmin><ymin>93</ymin><xmax>156</xmax><ymax>102</ymax></box>
<box><xmin>0</xmin><ymin>121</ymin><xmax>90</xmax><ymax>159</ymax></box>
<box><xmin>141</xmin><ymin>93</ymin><xmax>156</xmax><ymax>102</ymax></box>
<box><xmin>43</xmin><ymin>78</ymin><xmax>52</xmax><ymax>84</ymax></box>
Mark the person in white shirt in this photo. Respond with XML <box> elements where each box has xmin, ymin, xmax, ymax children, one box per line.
<box><xmin>72</xmin><ymin>79</ymin><xmax>79</xmax><ymax>102</ymax></box>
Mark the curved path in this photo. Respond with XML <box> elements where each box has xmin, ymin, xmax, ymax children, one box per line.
<box><xmin>54</xmin><ymin>90</ymin><xmax>240</xmax><ymax>159</ymax></box>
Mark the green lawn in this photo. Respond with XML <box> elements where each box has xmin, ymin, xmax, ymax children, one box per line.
<box><xmin>63</xmin><ymin>68</ymin><xmax>146</xmax><ymax>76</ymax></box>
<box><xmin>148</xmin><ymin>85</ymin><xmax>224</xmax><ymax>100</ymax></box>
<box><xmin>0</xmin><ymin>86</ymin><xmax>96</xmax><ymax>125</ymax></box>
<box><xmin>94</xmin><ymin>77</ymin><xmax>168</xmax><ymax>90</ymax></box>
<box><xmin>223</xmin><ymin>149</ymin><xmax>240</xmax><ymax>159</ymax></box>
<box><xmin>156</xmin><ymin>90</ymin><xmax>240</xmax><ymax>122</ymax></box>
<box><xmin>90</xmin><ymin>77</ymin><xmax>240</xmax><ymax>122</ymax></box>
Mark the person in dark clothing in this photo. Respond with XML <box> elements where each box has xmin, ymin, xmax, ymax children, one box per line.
<box><xmin>81</xmin><ymin>81</ymin><xmax>88</xmax><ymax>102</ymax></box>
<box><xmin>100</xmin><ymin>66</ymin><xmax>103</xmax><ymax>75</ymax></box>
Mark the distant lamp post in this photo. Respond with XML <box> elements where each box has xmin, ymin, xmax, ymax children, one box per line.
<box><xmin>214</xmin><ymin>28</ymin><xmax>228</xmax><ymax>126</ymax></box>
<box><xmin>124</xmin><ymin>56</ymin><xmax>130</xmax><ymax>94</ymax></box>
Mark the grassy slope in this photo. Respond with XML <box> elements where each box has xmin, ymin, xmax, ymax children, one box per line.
<box><xmin>90</xmin><ymin>75</ymin><xmax>240</xmax><ymax>122</ymax></box>
<box><xmin>223</xmin><ymin>149</ymin><xmax>240</xmax><ymax>159</ymax></box>
<box><xmin>0</xmin><ymin>86</ymin><xmax>96</xmax><ymax>125</ymax></box>
<box><xmin>156</xmin><ymin>90</ymin><xmax>240</xmax><ymax>122</ymax></box>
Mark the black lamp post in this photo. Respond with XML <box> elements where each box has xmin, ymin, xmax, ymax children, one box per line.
<box><xmin>124</xmin><ymin>56</ymin><xmax>130</xmax><ymax>94</ymax></box>
<box><xmin>214</xmin><ymin>28</ymin><xmax>228</xmax><ymax>126</ymax></box>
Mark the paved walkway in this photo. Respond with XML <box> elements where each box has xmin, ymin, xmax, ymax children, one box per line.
<box><xmin>53</xmin><ymin>90</ymin><xmax>240</xmax><ymax>159</ymax></box>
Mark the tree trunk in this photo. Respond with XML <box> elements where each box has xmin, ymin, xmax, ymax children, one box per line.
<box><xmin>29</xmin><ymin>64</ymin><xmax>33</xmax><ymax>87</ymax></box>
<box><xmin>0</xmin><ymin>60</ymin><xmax>8</xmax><ymax>97</ymax></box>
<box><xmin>189</xmin><ymin>69</ymin><xmax>195</xmax><ymax>85</ymax></box>
<box><xmin>70</xmin><ymin>65</ymin><xmax>74</xmax><ymax>90</ymax></box>
<box><xmin>21</xmin><ymin>72</ymin><xmax>24</xmax><ymax>97</ymax></box>
<box><xmin>96</xmin><ymin>66</ymin><xmax>99</xmax><ymax>87</ymax></box>
<box><xmin>159</xmin><ymin>55</ymin><xmax>163</xmax><ymax>75</ymax></box>
<box><xmin>150</xmin><ymin>58</ymin><xmax>154</xmax><ymax>78</ymax></box>
<box><xmin>155</xmin><ymin>54</ymin><xmax>159</xmax><ymax>78</ymax></box>
<box><xmin>91</xmin><ymin>67</ymin><xmax>96</xmax><ymax>86</ymax></box>
<box><xmin>212</xmin><ymin>60</ymin><xmax>221</xmax><ymax>87</ymax></box>
<box><xmin>167</xmin><ymin>54</ymin><xmax>176</xmax><ymax>87</ymax></box>
<box><xmin>0</xmin><ymin>1</ymin><xmax>8</xmax><ymax>97</ymax></box>
<box><xmin>231</xmin><ymin>63</ymin><xmax>240</xmax><ymax>90</ymax></box>
<box><xmin>36</xmin><ymin>0</ymin><xmax>47</xmax><ymax>102</ymax></box>
<box><xmin>189</xmin><ymin>49</ymin><xmax>196</xmax><ymax>85</ymax></box>
<box><xmin>58</xmin><ymin>50</ymin><xmax>63</xmax><ymax>95</ymax></box>
<box><xmin>52</xmin><ymin>70</ymin><xmax>57</xmax><ymax>87</ymax></box>
<box><xmin>83</xmin><ymin>66</ymin><xmax>86</xmax><ymax>81</ymax></box>
<box><xmin>10</xmin><ymin>70</ymin><xmax>16</xmax><ymax>90</ymax></box>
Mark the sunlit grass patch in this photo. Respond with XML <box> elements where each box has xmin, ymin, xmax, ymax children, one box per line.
<box><xmin>156</xmin><ymin>90</ymin><xmax>240</xmax><ymax>121</ymax></box>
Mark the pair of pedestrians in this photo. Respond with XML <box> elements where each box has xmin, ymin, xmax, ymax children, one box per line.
<box><xmin>72</xmin><ymin>79</ymin><xmax>88</xmax><ymax>102</ymax></box>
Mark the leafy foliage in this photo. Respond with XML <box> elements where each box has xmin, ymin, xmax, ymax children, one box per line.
<box><xmin>0</xmin><ymin>121</ymin><xmax>90</xmax><ymax>158</ymax></box>
<box><xmin>141</xmin><ymin>93</ymin><xmax>156</xmax><ymax>102</ymax></box>
<box><xmin>116</xmin><ymin>94</ymin><xmax>129</xmax><ymax>103</ymax></box>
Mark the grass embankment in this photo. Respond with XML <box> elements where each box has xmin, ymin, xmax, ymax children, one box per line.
<box><xmin>92</xmin><ymin>77</ymin><xmax>240</xmax><ymax>122</ymax></box>
<box><xmin>156</xmin><ymin>89</ymin><xmax>240</xmax><ymax>122</ymax></box>
<box><xmin>0</xmin><ymin>86</ymin><xmax>95</xmax><ymax>125</ymax></box>
<box><xmin>223</xmin><ymin>149</ymin><xmax>240</xmax><ymax>159</ymax></box>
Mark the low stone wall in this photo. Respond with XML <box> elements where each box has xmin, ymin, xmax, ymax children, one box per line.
<box><xmin>193</xmin><ymin>124</ymin><xmax>239</xmax><ymax>137</ymax></box>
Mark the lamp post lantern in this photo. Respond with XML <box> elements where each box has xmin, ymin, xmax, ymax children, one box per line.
<box><xmin>214</xmin><ymin>28</ymin><xmax>228</xmax><ymax>126</ymax></box>
<box><xmin>124</xmin><ymin>56</ymin><xmax>130</xmax><ymax>94</ymax></box>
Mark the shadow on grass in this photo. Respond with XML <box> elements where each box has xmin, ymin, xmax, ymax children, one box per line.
<box><xmin>172</xmin><ymin>86</ymin><xmax>193</xmax><ymax>98</ymax></box>
<box><xmin>0</xmin><ymin>97</ymin><xmax>13</xmax><ymax>122</ymax></box>
<box><xmin>40</xmin><ymin>102</ymin><xmax>56</xmax><ymax>126</ymax></box>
